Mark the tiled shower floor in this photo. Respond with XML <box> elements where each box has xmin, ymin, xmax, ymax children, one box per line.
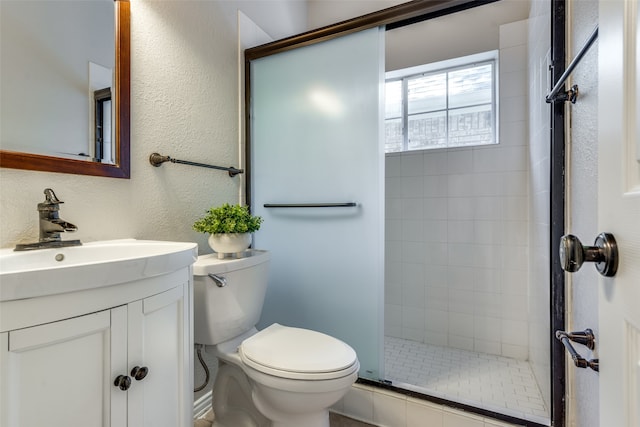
<box><xmin>384</xmin><ymin>336</ymin><xmax>550</xmax><ymax>424</ymax></box>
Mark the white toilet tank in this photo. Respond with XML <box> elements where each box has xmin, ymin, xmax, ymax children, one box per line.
<box><xmin>193</xmin><ymin>250</ymin><xmax>270</xmax><ymax>346</ymax></box>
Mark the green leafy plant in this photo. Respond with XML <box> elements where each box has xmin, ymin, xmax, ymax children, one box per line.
<box><xmin>193</xmin><ymin>203</ymin><xmax>263</xmax><ymax>234</ymax></box>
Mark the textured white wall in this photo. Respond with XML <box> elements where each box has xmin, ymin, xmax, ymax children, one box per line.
<box><xmin>566</xmin><ymin>1</ymin><xmax>599</xmax><ymax>426</ymax></box>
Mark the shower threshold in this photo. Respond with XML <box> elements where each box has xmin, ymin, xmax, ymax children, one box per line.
<box><xmin>383</xmin><ymin>336</ymin><xmax>550</xmax><ymax>426</ymax></box>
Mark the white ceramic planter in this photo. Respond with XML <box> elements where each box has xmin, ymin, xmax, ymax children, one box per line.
<box><xmin>208</xmin><ymin>233</ymin><xmax>251</xmax><ymax>254</ymax></box>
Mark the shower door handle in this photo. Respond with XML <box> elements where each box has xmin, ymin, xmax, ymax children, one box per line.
<box><xmin>559</xmin><ymin>232</ymin><xmax>619</xmax><ymax>277</ymax></box>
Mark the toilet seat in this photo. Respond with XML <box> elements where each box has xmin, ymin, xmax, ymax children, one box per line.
<box><xmin>239</xmin><ymin>323</ymin><xmax>358</xmax><ymax>381</ymax></box>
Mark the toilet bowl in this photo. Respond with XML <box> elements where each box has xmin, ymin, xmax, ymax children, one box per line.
<box><xmin>193</xmin><ymin>250</ymin><xmax>359</xmax><ymax>427</ymax></box>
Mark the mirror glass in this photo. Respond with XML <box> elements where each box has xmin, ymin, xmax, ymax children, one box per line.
<box><xmin>0</xmin><ymin>0</ymin><xmax>130</xmax><ymax>178</ymax></box>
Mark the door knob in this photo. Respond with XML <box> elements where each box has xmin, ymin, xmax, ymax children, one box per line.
<box><xmin>559</xmin><ymin>232</ymin><xmax>618</xmax><ymax>277</ymax></box>
<box><xmin>114</xmin><ymin>374</ymin><xmax>132</xmax><ymax>391</ymax></box>
<box><xmin>130</xmin><ymin>366</ymin><xmax>149</xmax><ymax>381</ymax></box>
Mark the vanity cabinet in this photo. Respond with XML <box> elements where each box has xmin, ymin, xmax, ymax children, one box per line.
<box><xmin>0</xmin><ymin>268</ymin><xmax>193</xmax><ymax>427</ymax></box>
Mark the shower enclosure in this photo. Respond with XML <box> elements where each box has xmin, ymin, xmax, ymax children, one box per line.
<box><xmin>247</xmin><ymin>1</ymin><xmax>555</xmax><ymax>425</ymax></box>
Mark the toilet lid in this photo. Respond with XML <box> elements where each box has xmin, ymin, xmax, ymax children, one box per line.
<box><xmin>239</xmin><ymin>323</ymin><xmax>358</xmax><ymax>380</ymax></box>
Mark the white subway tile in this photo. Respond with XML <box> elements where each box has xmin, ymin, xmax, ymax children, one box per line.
<box><xmin>402</xmin><ymin>198</ymin><xmax>424</xmax><ymax>220</ymax></box>
<box><xmin>500</xmin><ymin>70</ymin><xmax>527</xmax><ymax>98</ymax></box>
<box><xmin>473</xmin><ymin>315</ymin><xmax>502</xmax><ymax>341</ymax></box>
<box><xmin>425</xmin><ymin>309</ymin><xmax>449</xmax><ymax>331</ymax></box>
<box><xmin>386</xmin><ymin>154</ymin><xmax>402</xmax><ymax>177</ymax></box>
<box><xmin>448</xmin><ymin>220</ymin><xmax>475</xmax><ymax>244</ymax></box>
<box><xmin>373</xmin><ymin>389</ymin><xmax>407</xmax><ymax>427</ymax></box>
<box><xmin>424</xmin><ymin>198</ymin><xmax>448</xmax><ymax>220</ymax></box>
<box><xmin>499</xmin><ymin>120</ymin><xmax>527</xmax><ymax>146</ymax></box>
<box><xmin>501</xmin><ymin>96</ymin><xmax>527</xmax><ymax>124</ymax></box>
<box><xmin>424</xmin><ymin>151</ymin><xmax>449</xmax><ymax>175</ymax></box>
<box><xmin>424</xmin><ymin>174</ymin><xmax>449</xmax><ymax>197</ymax></box>
<box><xmin>447</xmin><ymin>149</ymin><xmax>473</xmax><ymax>174</ymax></box>
<box><xmin>425</xmin><ymin>286</ymin><xmax>449</xmax><ymax>311</ymax></box>
<box><xmin>402</xmin><ymin>219</ymin><xmax>424</xmax><ymax>242</ymax></box>
<box><xmin>386</xmin><ymin>177</ymin><xmax>403</xmax><ymax>198</ymax></box>
<box><xmin>447</xmin><ymin>198</ymin><xmax>474</xmax><ymax>220</ymax></box>
<box><xmin>501</xmin><ymin>319</ymin><xmax>529</xmax><ymax>346</ymax></box>
<box><xmin>402</xmin><ymin>176</ymin><xmax>425</xmax><ymax>198</ymax></box>
<box><xmin>448</xmin><ymin>335</ymin><xmax>474</xmax><ymax>351</ymax></box>
<box><xmin>407</xmin><ymin>398</ymin><xmax>444</xmax><ymax>427</ymax></box>
<box><xmin>424</xmin><ymin>242</ymin><xmax>449</xmax><ymax>266</ymax></box>
<box><xmin>401</xmin><ymin>152</ymin><xmax>424</xmax><ymax>176</ymax></box>
<box><xmin>448</xmin><ymin>174</ymin><xmax>475</xmax><ymax>197</ymax></box>
<box><xmin>499</xmin><ymin>45</ymin><xmax>527</xmax><ymax>73</ymax></box>
<box><xmin>449</xmin><ymin>312</ymin><xmax>474</xmax><ymax>337</ymax></box>
<box><xmin>402</xmin><ymin>306</ymin><xmax>425</xmax><ymax>329</ymax></box>
<box><xmin>342</xmin><ymin>385</ymin><xmax>374</xmax><ymax>423</ymax></box>
<box><xmin>499</xmin><ymin>20</ymin><xmax>528</xmax><ymax>49</ymax></box>
<box><xmin>386</xmin><ymin>219</ymin><xmax>402</xmax><ymax>241</ymax></box>
<box><xmin>424</xmin><ymin>220</ymin><xmax>448</xmax><ymax>243</ymax></box>
<box><xmin>384</xmin><ymin>303</ymin><xmax>402</xmax><ymax>327</ymax></box>
<box><xmin>443</xmin><ymin>409</ymin><xmax>485</xmax><ymax>427</ymax></box>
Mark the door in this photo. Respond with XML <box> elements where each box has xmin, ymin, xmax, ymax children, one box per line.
<box><xmin>0</xmin><ymin>308</ymin><xmax>127</xmax><ymax>427</ymax></box>
<box><xmin>249</xmin><ymin>27</ymin><xmax>385</xmax><ymax>379</ymax></box>
<box><xmin>127</xmin><ymin>284</ymin><xmax>190</xmax><ymax>427</ymax></box>
<box><xmin>598</xmin><ymin>1</ymin><xmax>640</xmax><ymax>425</ymax></box>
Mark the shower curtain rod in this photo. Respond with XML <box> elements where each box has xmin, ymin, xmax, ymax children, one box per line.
<box><xmin>149</xmin><ymin>153</ymin><xmax>243</xmax><ymax>177</ymax></box>
<box><xmin>546</xmin><ymin>26</ymin><xmax>598</xmax><ymax>104</ymax></box>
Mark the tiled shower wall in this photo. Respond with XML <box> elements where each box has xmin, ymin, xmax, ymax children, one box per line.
<box><xmin>384</xmin><ymin>20</ymin><xmax>530</xmax><ymax>360</ymax></box>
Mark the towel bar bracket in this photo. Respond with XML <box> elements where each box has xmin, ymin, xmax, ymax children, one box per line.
<box><xmin>555</xmin><ymin>329</ymin><xmax>599</xmax><ymax>372</ymax></box>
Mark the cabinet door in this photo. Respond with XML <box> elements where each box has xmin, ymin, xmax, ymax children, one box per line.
<box><xmin>127</xmin><ymin>284</ymin><xmax>190</xmax><ymax>427</ymax></box>
<box><xmin>0</xmin><ymin>307</ymin><xmax>128</xmax><ymax>427</ymax></box>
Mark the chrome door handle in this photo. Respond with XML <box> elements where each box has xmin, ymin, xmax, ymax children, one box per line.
<box><xmin>559</xmin><ymin>232</ymin><xmax>618</xmax><ymax>277</ymax></box>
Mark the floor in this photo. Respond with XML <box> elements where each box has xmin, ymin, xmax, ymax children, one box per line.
<box><xmin>384</xmin><ymin>336</ymin><xmax>549</xmax><ymax>423</ymax></box>
<box><xmin>194</xmin><ymin>409</ymin><xmax>374</xmax><ymax>427</ymax></box>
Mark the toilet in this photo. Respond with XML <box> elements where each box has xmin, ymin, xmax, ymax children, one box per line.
<box><xmin>193</xmin><ymin>250</ymin><xmax>359</xmax><ymax>427</ymax></box>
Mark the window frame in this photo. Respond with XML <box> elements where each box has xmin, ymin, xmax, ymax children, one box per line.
<box><xmin>385</xmin><ymin>49</ymin><xmax>499</xmax><ymax>153</ymax></box>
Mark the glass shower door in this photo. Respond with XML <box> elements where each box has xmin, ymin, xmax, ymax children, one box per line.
<box><xmin>249</xmin><ymin>27</ymin><xmax>385</xmax><ymax>379</ymax></box>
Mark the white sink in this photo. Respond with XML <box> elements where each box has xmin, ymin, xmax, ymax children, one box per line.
<box><xmin>0</xmin><ymin>239</ymin><xmax>198</xmax><ymax>302</ymax></box>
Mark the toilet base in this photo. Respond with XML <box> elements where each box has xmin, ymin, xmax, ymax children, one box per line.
<box><xmin>211</xmin><ymin>359</ymin><xmax>348</xmax><ymax>427</ymax></box>
<box><xmin>212</xmin><ymin>362</ymin><xmax>269</xmax><ymax>427</ymax></box>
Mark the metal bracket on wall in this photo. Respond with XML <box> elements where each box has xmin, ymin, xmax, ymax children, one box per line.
<box><xmin>555</xmin><ymin>329</ymin><xmax>599</xmax><ymax>371</ymax></box>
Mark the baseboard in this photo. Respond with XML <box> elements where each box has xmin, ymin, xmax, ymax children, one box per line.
<box><xmin>194</xmin><ymin>391</ymin><xmax>213</xmax><ymax>419</ymax></box>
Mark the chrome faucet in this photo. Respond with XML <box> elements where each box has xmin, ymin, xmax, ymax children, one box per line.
<box><xmin>38</xmin><ymin>188</ymin><xmax>77</xmax><ymax>242</ymax></box>
<box><xmin>14</xmin><ymin>188</ymin><xmax>82</xmax><ymax>251</ymax></box>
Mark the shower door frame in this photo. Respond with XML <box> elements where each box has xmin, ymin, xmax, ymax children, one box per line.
<box><xmin>244</xmin><ymin>0</ymin><xmax>567</xmax><ymax>425</ymax></box>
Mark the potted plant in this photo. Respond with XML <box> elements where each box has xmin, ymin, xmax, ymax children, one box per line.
<box><xmin>193</xmin><ymin>203</ymin><xmax>263</xmax><ymax>254</ymax></box>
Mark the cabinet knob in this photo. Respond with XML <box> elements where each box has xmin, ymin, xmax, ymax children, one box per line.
<box><xmin>114</xmin><ymin>375</ymin><xmax>131</xmax><ymax>391</ymax></box>
<box><xmin>131</xmin><ymin>366</ymin><xmax>149</xmax><ymax>381</ymax></box>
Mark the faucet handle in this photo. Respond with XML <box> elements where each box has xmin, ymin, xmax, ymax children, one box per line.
<box><xmin>43</xmin><ymin>188</ymin><xmax>63</xmax><ymax>205</ymax></box>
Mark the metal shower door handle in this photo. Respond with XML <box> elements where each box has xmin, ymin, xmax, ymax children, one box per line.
<box><xmin>559</xmin><ymin>232</ymin><xmax>619</xmax><ymax>277</ymax></box>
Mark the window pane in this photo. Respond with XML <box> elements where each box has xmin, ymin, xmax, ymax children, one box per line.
<box><xmin>408</xmin><ymin>73</ymin><xmax>446</xmax><ymax>114</ymax></box>
<box><xmin>448</xmin><ymin>104</ymin><xmax>493</xmax><ymax>147</ymax></box>
<box><xmin>385</xmin><ymin>80</ymin><xmax>402</xmax><ymax>119</ymax></box>
<box><xmin>448</xmin><ymin>64</ymin><xmax>493</xmax><ymax>108</ymax></box>
<box><xmin>408</xmin><ymin>111</ymin><xmax>446</xmax><ymax>150</ymax></box>
<box><xmin>385</xmin><ymin>118</ymin><xmax>403</xmax><ymax>152</ymax></box>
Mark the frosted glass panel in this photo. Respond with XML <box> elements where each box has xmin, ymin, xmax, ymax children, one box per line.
<box><xmin>250</xmin><ymin>27</ymin><xmax>384</xmax><ymax>379</ymax></box>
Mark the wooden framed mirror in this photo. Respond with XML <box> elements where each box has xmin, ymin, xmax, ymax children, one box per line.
<box><xmin>0</xmin><ymin>0</ymin><xmax>130</xmax><ymax>178</ymax></box>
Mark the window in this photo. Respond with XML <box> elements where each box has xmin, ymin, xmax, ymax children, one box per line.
<box><xmin>385</xmin><ymin>51</ymin><xmax>498</xmax><ymax>153</ymax></box>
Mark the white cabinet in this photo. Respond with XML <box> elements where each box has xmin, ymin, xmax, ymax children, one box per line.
<box><xmin>0</xmin><ymin>271</ymin><xmax>192</xmax><ymax>427</ymax></box>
